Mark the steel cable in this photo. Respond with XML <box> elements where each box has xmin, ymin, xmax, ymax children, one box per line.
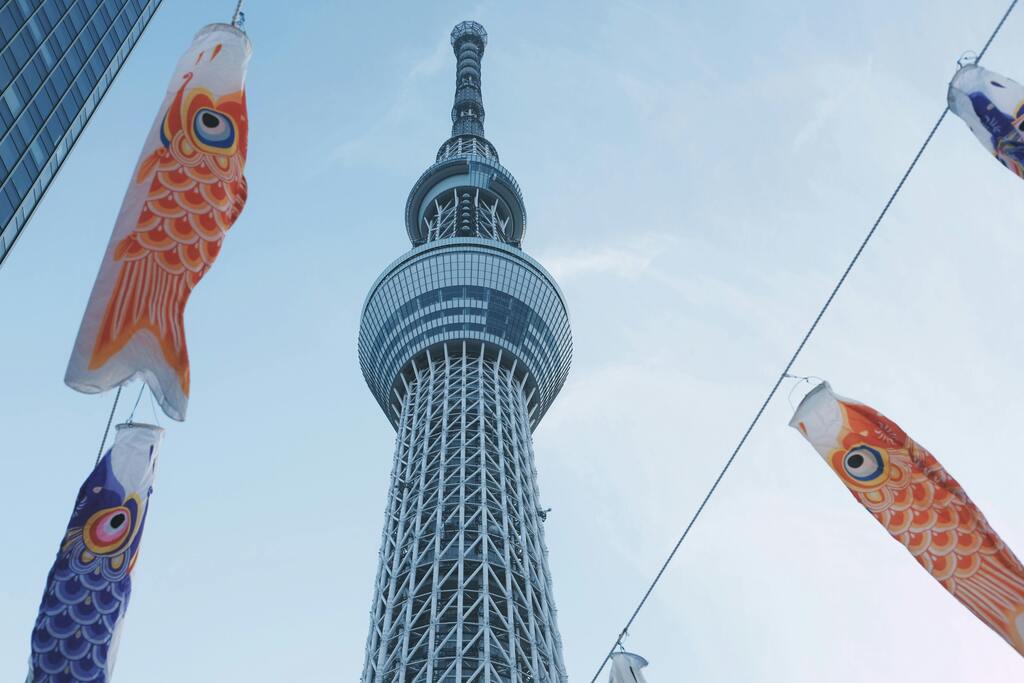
<box><xmin>587</xmin><ymin>1</ymin><xmax>1019</xmax><ymax>680</ymax></box>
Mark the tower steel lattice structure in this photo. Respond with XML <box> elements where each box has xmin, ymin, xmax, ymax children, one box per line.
<box><xmin>358</xmin><ymin>21</ymin><xmax>572</xmax><ymax>683</ymax></box>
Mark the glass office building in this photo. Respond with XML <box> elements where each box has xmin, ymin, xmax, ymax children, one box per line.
<box><xmin>358</xmin><ymin>22</ymin><xmax>572</xmax><ymax>683</ymax></box>
<box><xmin>0</xmin><ymin>0</ymin><xmax>163</xmax><ymax>267</ymax></box>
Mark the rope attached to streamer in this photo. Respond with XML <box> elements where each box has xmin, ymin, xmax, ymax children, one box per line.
<box><xmin>94</xmin><ymin>386</ymin><xmax>123</xmax><ymax>465</ymax></box>
<box><xmin>127</xmin><ymin>383</ymin><xmax>146</xmax><ymax>424</ymax></box>
<box><xmin>147</xmin><ymin>387</ymin><xmax>162</xmax><ymax>427</ymax></box>
<box><xmin>586</xmin><ymin>1</ymin><xmax>1019</xmax><ymax>680</ymax></box>
<box><xmin>231</xmin><ymin>0</ymin><xmax>245</xmax><ymax>29</ymax></box>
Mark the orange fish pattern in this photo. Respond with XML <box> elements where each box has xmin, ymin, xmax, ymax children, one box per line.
<box><xmin>66</xmin><ymin>24</ymin><xmax>251</xmax><ymax>421</ymax></box>
<box><xmin>88</xmin><ymin>75</ymin><xmax>248</xmax><ymax>393</ymax></box>
<box><xmin>791</xmin><ymin>382</ymin><xmax>1024</xmax><ymax>657</ymax></box>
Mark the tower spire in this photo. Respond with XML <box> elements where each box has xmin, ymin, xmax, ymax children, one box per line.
<box><xmin>449</xmin><ymin>21</ymin><xmax>487</xmax><ymax>138</ymax></box>
<box><xmin>407</xmin><ymin>22</ymin><xmax>525</xmax><ymax>246</ymax></box>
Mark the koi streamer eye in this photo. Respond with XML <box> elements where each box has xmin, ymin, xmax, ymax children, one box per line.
<box><xmin>83</xmin><ymin>506</ymin><xmax>132</xmax><ymax>555</ymax></box>
<box><xmin>192</xmin><ymin>108</ymin><xmax>235</xmax><ymax>150</ymax></box>
<box><xmin>842</xmin><ymin>445</ymin><xmax>886</xmax><ymax>482</ymax></box>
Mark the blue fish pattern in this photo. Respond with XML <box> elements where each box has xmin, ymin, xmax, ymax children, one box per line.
<box><xmin>949</xmin><ymin>64</ymin><xmax>1024</xmax><ymax>179</ymax></box>
<box><xmin>28</xmin><ymin>423</ymin><xmax>162</xmax><ymax>683</ymax></box>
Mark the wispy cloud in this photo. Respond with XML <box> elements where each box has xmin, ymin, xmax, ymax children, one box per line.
<box><xmin>791</xmin><ymin>57</ymin><xmax>876</xmax><ymax>152</ymax></box>
<box><xmin>409</xmin><ymin>36</ymin><xmax>452</xmax><ymax>80</ymax></box>
<box><xmin>331</xmin><ymin>35</ymin><xmax>454</xmax><ymax>168</ymax></box>
<box><xmin>540</xmin><ymin>233</ymin><xmax>677</xmax><ymax>281</ymax></box>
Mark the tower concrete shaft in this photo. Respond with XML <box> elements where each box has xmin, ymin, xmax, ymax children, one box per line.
<box><xmin>359</xmin><ymin>21</ymin><xmax>571</xmax><ymax>683</ymax></box>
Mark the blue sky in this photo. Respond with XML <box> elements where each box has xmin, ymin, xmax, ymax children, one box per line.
<box><xmin>3</xmin><ymin>0</ymin><xmax>1024</xmax><ymax>680</ymax></box>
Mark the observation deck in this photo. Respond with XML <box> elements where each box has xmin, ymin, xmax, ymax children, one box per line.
<box><xmin>359</xmin><ymin>238</ymin><xmax>571</xmax><ymax>429</ymax></box>
<box><xmin>358</xmin><ymin>20</ymin><xmax>572</xmax><ymax>431</ymax></box>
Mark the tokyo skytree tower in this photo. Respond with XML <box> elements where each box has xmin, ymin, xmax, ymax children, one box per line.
<box><xmin>357</xmin><ymin>20</ymin><xmax>572</xmax><ymax>683</ymax></box>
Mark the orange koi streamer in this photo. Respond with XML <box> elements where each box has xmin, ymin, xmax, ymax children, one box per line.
<box><xmin>791</xmin><ymin>382</ymin><xmax>1024</xmax><ymax>656</ymax></box>
<box><xmin>65</xmin><ymin>24</ymin><xmax>251</xmax><ymax>421</ymax></box>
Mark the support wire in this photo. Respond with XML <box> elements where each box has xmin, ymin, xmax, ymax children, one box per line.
<box><xmin>231</xmin><ymin>0</ymin><xmax>245</xmax><ymax>28</ymax></box>
<box><xmin>95</xmin><ymin>386</ymin><xmax>123</xmax><ymax>465</ymax></box>
<box><xmin>127</xmin><ymin>382</ymin><xmax>146</xmax><ymax>423</ymax></box>
<box><xmin>586</xmin><ymin>1</ymin><xmax>1019</xmax><ymax>681</ymax></box>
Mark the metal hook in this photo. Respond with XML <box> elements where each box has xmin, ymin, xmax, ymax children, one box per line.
<box><xmin>957</xmin><ymin>50</ymin><xmax>979</xmax><ymax>68</ymax></box>
<box><xmin>231</xmin><ymin>0</ymin><xmax>246</xmax><ymax>30</ymax></box>
<box><xmin>784</xmin><ymin>374</ymin><xmax>825</xmax><ymax>411</ymax></box>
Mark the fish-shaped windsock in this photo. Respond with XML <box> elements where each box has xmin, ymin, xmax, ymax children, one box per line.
<box><xmin>948</xmin><ymin>64</ymin><xmax>1024</xmax><ymax>180</ymax></box>
<box><xmin>609</xmin><ymin>652</ymin><xmax>650</xmax><ymax>683</ymax></box>
<box><xmin>29</xmin><ymin>423</ymin><xmax>162</xmax><ymax>682</ymax></box>
<box><xmin>790</xmin><ymin>382</ymin><xmax>1024</xmax><ymax>656</ymax></box>
<box><xmin>65</xmin><ymin>24</ymin><xmax>251</xmax><ymax>421</ymax></box>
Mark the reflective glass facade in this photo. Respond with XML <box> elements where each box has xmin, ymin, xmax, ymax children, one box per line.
<box><xmin>359</xmin><ymin>238</ymin><xmax>571</xmax><ymax>428</ymax></box>
<box><xmin>0</xmin><ymin>0</ymin><xmax>163</xmax><ymax>266</ymax></box>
